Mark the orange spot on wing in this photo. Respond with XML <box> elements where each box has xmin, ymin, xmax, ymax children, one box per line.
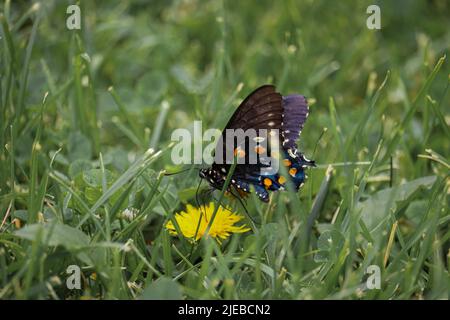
<box><xmin>263</xmin><ymin>178</ymin><xmax>273</xmax><ymax>188</ymax></box>
<box><xmin>234</xmin><ymin>148</ymin><xmax>246</xmax><ymax>158</ymax></box>
<box><xmin>278</xmin><ymin>176</ymin><xmax>286</xmax><ymax>184</ymax></box>
<box><xmin>254</xmin><ymin>146</ymin><xmax>266</xmax><ymax>154</ymax></box>
<box><xmin>289</xmin><ymin>168</ymin><xmax>297</xmax><ymax>176</ymax></box>
<box><xmin>283</xmin><ymin>159</ymin><xmax>291</xmax><ymax>166</ymax></box>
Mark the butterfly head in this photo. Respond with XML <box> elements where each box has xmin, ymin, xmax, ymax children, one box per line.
<box><xmin>199</xmin><ymin>168</ymin><xmax>208</xmax><ymax>179</ymax></box>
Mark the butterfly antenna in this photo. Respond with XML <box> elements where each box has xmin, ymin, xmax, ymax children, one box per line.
<box><xmin>164</xmin><ymin>166</ymin><xmax>202</xmax><ymax>176</ymax></box>
<box><xmin>312</xmin><ymin>127</ymin><xmax>328</xmax><ymax>160</ymax></box>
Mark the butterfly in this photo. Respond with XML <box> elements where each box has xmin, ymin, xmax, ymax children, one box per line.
<box><xmin>199</xmin><ymin>85</ymin><xmax>315</xmax><ymax>202</ymax></box>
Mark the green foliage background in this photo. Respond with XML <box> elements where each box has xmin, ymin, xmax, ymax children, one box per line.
<box><xmin>0</xmin><ymin>0</ymin><xmax>448</xmax><ymax>299</ymax></box>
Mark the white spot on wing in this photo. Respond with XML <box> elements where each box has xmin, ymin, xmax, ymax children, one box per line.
<box><xmin>287</xmin><ymin>148</ymin><xmax>296</xmax><ymax>158</ymax></box>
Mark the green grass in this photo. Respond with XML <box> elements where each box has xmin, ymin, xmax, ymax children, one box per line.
<box><xmin>0</xmin><ymin>0</ymin><xmax>449</xmax><ymax>299</ymax></box>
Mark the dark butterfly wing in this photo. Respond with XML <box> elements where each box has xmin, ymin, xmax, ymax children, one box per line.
<box><xmin>225</xmin><ymin>85</ymin><xmax>281</xmax><ymax>130</ymax></box>
<box><xmin>212</xmin><ymin>85</ymin><xmax>283</xmax><ymax>180</ymax></box>
<box><xmin>281</xmin><ymin>94</ymin><xmax>309</xmax><ymax>149</ymax></box>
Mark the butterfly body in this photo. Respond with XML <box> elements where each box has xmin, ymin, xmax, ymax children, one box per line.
<box><xmin>199</xmin><ymin>85</ymin><xmax>315</xmax><ymax>202</ymax></box>
<box><xmin>200</xmin><ymin>150</ymin><xmax>313</xmax><ymax>202</ymax></box>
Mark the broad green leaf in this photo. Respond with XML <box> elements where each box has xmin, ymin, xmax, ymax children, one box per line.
<box><xmin>314</xmin><ymin>229</ymin><xmax>345</xmax><ymax>263</ymax></box>
<box><xmin>13</xmin><ymin>210</ymin><xmax>28</xmax><ymax>222</ymax></box>
<box><xmin>136</xmin><ymin>71</ymin><xmax>168</xmax><ymax>103</ymax></box>
<box><xmin>15</xmin><ymin>223</ymin><xmax>90</xmax><ymax>250</ymax></box>
<box><xmin>68</xmin><ymin>131</ymin><xmax>92</xmax><ymax>161</ymax></box>
<box><xmin>69</xmin><ymin>159</ymin><xmax>93</xmax><ymax>178</ymax></box>
<box><xmin>103</xmin><ymin>146</ymin><xmax>131</xmax><ymax>172</ymax></box>
<box><xmin>357</xmin><ymin>176</ymin><xmax>436</xmax><ymax>231</ymax></box>
<box><xmin>140</xmin><ymin>277</ymin><xmax>182</xmax><ymax>300</ymax></box>
<box><xmin>405</xmin><ymin>200</ymin><xmax>429</xmax><ymax>225</ymax></box>
<box><xmin>82</xmin><ymin>168</ymin><xmax>115</xmax><ymax>187</ymax></box>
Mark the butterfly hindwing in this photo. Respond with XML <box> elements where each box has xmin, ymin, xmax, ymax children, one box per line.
<box><xmin>281</xmin><ymin>94</ymin><xmax>309</xmax><ymax>149</ymax></box>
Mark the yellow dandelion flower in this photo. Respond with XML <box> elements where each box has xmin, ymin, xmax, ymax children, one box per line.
<box><xmin>165</xmin><ymin>202</ymin><xmax>251</xmax><ymax>241</ymax></box>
